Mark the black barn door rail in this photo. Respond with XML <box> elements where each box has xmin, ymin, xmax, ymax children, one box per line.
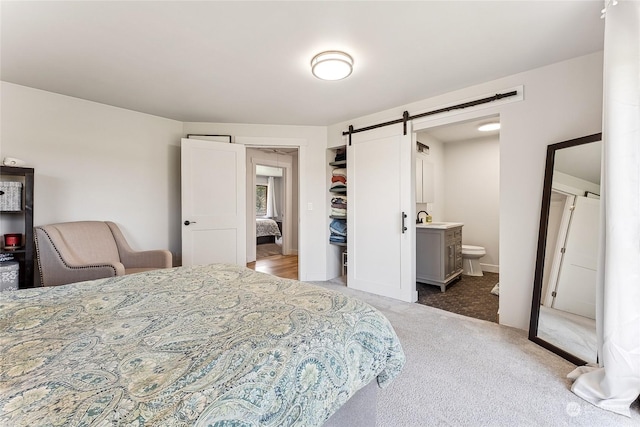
<box><xmin>343</xmin><ymin>90</ymin><xmax>518</xmax><ymax>145</ymax></box>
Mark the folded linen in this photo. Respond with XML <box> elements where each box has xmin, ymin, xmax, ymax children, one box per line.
<box><xmin>330</xmin><ymin>219</ymin><xmax>347</xmax><ymax>236</ymax></box>
<box><xmin>329</xmin><ymin>235</ymin><xmax>347</xmax><ymax>244</ymax></box>
<box><xmin>331</xmin><ymin>176</ymin><xmax>346</xmax><ymax>184</ymax></box>
<box><xmin>332</xmin><ymin>168</ymin><xmax>347</xmax><ymax>177</ymax></box>
<box><xmin>331</xmin><ymin>208</ymin><xmax>347</xmax><ymax>217</ymax></box>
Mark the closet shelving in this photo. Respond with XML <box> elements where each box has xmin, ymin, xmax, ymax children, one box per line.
<box><xmin>329</xmin><ymin>148</ymin><xmax>347</xmax><ymax>247</ymax></box>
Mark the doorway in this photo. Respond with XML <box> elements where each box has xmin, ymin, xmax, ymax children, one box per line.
<box><xmin>245</xmin><ymin>147</ymin><xmax>299</xmax><ymax>279</ymax></box>
<box><xmin>413</xmin><ymin>116</ymin><xmax>501</xmax><ymax>323</ymax></box>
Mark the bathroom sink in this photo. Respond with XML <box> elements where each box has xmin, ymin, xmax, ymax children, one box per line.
<box><xmin>416</xmin><ymin>222</ymin><xmax>465</xmax><ymax>229</ymax></box>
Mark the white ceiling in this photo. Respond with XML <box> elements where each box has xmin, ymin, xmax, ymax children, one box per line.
<box><xmin>418</xmin><ymin>116</ymin><xmax>500</xmax><ymax>143</ymax></box>
<box><xmin>0</xmin><ymin>1</ymin><xmax>605</xmax><ymax>126</ymax></box>
<box><xmin>555</xmin><ymin>140</ymin><xmax>602</xmax><ymax>185</ymax></box>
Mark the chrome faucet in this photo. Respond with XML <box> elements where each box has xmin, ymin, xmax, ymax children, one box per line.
<box><xmin>416</xmin><ymin>210</ymin><xmax>429</xmax><ymax>224</ymax></box>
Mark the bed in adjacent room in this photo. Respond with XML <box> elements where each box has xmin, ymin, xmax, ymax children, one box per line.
<box><xmin>0</xmin><ymin>263</ymin><xmax>405</xmax><ymax>426</ymax></box>
<box><xmin>256</xmin><ymin>217</ymin><xmax>282</xmax><ymax>245</ymax></box>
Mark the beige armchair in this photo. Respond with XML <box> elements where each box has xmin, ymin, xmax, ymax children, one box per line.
<box><xmin>34</xmin><ymin>221</ymin><xmax>172</xmax><ymax>287</ymax></box>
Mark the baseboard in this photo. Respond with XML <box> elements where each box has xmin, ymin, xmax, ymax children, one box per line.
<box><xmin>480</xmin><ymin>263</ymin><xmax>499</xmax><ymax>273</ymax></box>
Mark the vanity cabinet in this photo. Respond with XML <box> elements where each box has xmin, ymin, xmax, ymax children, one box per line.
<box><xmin>416</xmin><ymin>225</ymin><xmax>463</xmax><ymax>292</ymax></box>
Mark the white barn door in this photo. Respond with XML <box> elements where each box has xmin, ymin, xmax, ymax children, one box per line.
<box><xmin>552</xmin><ymin>195</ymin><xmax>600</xmax><ymax>319</ymax></box>
<box><xmin>181</xmin><ymin>138</ymin><xmax>246</xmax><ymax>266</ymax></box>
<box><xmin>347</xmin><ymin>124</ymin><xmax>416</xmax><ymax>302</ymax></box>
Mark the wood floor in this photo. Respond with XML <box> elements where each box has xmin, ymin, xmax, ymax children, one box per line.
<box><xmin>247</xmin><ymin>254</ymin><xmax>298</xmax><ymax>280</ymax></box>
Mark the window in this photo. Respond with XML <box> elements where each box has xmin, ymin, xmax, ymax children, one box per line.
<box><xmin>256</xmin><ymin>185</ymin><xmax>268</xmax><ymax>216</ymax></box>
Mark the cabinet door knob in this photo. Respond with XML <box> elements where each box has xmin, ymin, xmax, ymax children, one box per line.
<box><xmin>184</xmin><ymin>220</ymin><xmax>197</xmax><ymax>226</ymax></box>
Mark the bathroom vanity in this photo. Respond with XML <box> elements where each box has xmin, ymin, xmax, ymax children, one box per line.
<box><xmin>416</xmin><ymin>222</ymin><xmax>463</xmax><ymax>292</ymax></box>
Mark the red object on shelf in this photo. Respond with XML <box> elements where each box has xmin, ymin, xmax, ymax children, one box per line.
<box><xmin>4</xmin><ymin>233</ymin><xmax>21</xmax><ymax>247</ymax></box>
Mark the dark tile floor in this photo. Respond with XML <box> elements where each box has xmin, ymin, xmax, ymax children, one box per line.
<box><xmin>417</xmin><ymin>272</ymin><xmax>500</xmax><ymax>323</ymax></box>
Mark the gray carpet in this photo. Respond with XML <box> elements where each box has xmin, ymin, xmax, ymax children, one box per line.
<box><xmin>308</xmin><ymin>279</ymin><xmax>640</xmax><ymax>426</ymax></box>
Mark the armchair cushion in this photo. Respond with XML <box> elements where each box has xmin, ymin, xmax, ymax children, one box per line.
<box><xmin>35</xmin><ymin>221</ymin><xmax>172</xmax><ymax>287</ymax></box>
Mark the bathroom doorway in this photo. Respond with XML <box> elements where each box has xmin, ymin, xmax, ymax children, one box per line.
<box><xmin>413</xmin><ymin>116</ymin><xmax>501</xmax><ymax>322</ymax></box>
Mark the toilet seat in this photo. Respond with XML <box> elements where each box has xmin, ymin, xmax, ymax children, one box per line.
<box><xmin>462</xmin><ymin>245</ymin><xmax>486</xmax><ymax>256</ymax></box>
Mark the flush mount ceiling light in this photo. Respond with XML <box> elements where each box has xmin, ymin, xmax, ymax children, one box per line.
<box><xmin>311</xmin><ymin>51</ymin><xmax>353</xmax><ymax>81</ymax></box>
<box><xmin>478</xmin><ymin>122</ymin><xmax>501</xmax><ymax>132</ymax></box>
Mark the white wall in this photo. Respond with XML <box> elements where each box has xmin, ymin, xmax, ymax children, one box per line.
<box><xmin>443</xmin><ymin>136</ymin><xmax>500</xmax><ymax>269</ymax></box>
<box><xmin>1</xmin><ymin>82</ymin><xmax>184</xmax><ymax>259</ymax></box>
<box><xmin>1</xmin><ymin>82</ymin><xmax>329</xmax><ymax>282</ymax></box>
<box><xmin>3</xmin><ymin>51</ymin><xmax>604</xmax><ymax>329</ymax></box>
<box><xmin>327</xmin><ymin>52</ymin><xmax>603</xmax><ymax>330</ymax></box>
<box><xmin>183</xmin><ymin>122</ymin><xmax>328</xmax><ymax>281</ymax></box>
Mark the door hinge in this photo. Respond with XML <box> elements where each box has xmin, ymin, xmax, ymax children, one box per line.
<box><xmin>560</xmin><ymin>247</ymin><xmax>566</xmax><ymax>254</ymax></box>
<box><xmin>552</xmin><ymin>291</ymin><xmax>557</xmax><ymax>298</ymax></box>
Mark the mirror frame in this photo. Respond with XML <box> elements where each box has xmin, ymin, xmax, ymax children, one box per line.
<box><xmin>528</xmin><ymin>132</ymin><xmax>602</xmax><ymax>366</ymax></box>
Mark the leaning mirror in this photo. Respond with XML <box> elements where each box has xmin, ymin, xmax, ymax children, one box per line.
<box><xmin>529</xmin><ymin>133</ymin><xmax>602</xmax><ymax>365</ymax></box>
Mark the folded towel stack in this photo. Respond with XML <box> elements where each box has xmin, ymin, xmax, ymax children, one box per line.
<box><xmin>331</xmin><ymin>168</ymin><xmax>347</xmax><ymax>192</ymax></box>
<box><xmin>331</xmin><ymin>195</ymin><xmax>347</xmax><ymax>217</ymax></box>
<box><xmin>330</xmin><ymin>150</ymin><xmax>347</xmax><ymax>244</ymax></box>
<box><xmin>330</xmin><ymin>218</ymin><xmax>347</xmax><ymax>244</ymax></box>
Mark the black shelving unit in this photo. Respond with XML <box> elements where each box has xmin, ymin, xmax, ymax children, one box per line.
<box><xmin>0</xmin><ymin>166</ymin><xmax>35</xmax><ymax>288</ymax></box>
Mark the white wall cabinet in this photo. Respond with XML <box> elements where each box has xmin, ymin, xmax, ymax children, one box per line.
<box><xmin>416</xmin><ymin>154</ymin><xmax>434</xmax><ymax>204</ymax></box>
<box><xmin>416</xmin><ymin>225</ymin><xmax>463</xmax><ymax>292</ymax></box>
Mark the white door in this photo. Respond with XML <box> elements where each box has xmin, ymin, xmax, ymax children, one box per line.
<box><xmin>347</xmin><ymin>124</ymin><xmax>416</xmax><ymax>302</ymax></box>
<box><xmin>552</xmin><ymin>195</ymin><xmax>600</xmax><ymax>319</ymax></box>
<box><xmin>181</xmin><ymin>138</ymin><xmax>246</xmax><ymax>266</ymax></box>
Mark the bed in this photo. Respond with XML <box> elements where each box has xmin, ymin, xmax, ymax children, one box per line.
<box><xmin>0</xmin><ymin>263</ymin><xmax>405</xmax><ymax>426</ymax></box>
<box><xmin>256</xmin><ymin>218</ymin><xmax>282</xmax><ymax>245</ymax></box>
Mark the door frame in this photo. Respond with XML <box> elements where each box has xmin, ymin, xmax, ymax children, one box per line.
<box><xmin>411</xmin><ymin>109</ymin><xmax>503</xmax><ymax>307</ymax></box>
<box><xmin>543</xmin><ymin>189</ymin><xmax>575</xmax><ymax>306</ymax></box>
<box><xmin>248</xmin><ymin>152</ymin><xmax>295</xmax><ymax>260</ymax></box>
<box><xmin>236</xmin><ymin>136</ymin><xmax>306</xmax><ymax>277</ymax></box>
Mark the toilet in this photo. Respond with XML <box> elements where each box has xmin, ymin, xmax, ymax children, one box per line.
<box><xmin>461</xmin><ymin>245</ymin><xmax>486</xmax><ymax>276</ymax></box>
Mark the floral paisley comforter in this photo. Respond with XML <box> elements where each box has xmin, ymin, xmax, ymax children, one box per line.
<box><xmin>0</xmin><ymin>264</ymin><xmax>405</xmax><ymax>426</ymax></box>
<box><xmin>256</xmin><ymin>218</ymin><xmax>281</xmax><ymax>238</ymax></box>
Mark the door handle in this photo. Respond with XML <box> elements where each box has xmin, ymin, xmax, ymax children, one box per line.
<box><xmin>402</xmin><ymin>212</ymin><xmax>408</xmax><ymax>234</ymax></box>
<box><xmin>184</xmin><ymin>220</ymin><xmax>197</xmax><ymax>226</ymax></box>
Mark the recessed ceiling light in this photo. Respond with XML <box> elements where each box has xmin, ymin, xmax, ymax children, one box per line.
<box><xmin>311</xmin><ymin>51</ymin><xmax>353</xmax><ymax>81</ymax></box>
<box><xmin>478</xmin><ymin>122</ymin><xmax>500</xmax><ymax>132</ymax></box>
